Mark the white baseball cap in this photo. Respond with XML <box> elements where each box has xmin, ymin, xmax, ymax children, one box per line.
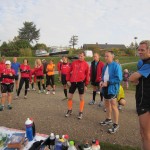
<box><xmin>5</xmin><ymin>60</ymin><xmax>11</xmax><ymax>65</ymax></box>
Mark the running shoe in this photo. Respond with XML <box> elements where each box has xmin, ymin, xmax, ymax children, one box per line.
<box><xmin>24</xmin><ymin>96</ymin><xmax>27</xmax><ymax>99</ymax></box>
<box><xmin>52</xmin><ymin>91</ymin><xmax>55</xmax><ymax>95</ymax></box>
<box><xmin>32</xmin><ymin>88</ymin><xmax>36</xmax><ymax>91</ymax></box>
<box><xmin>77</xmin><ymin>112</ymin><xmax>83</xmax><ymax>119</ymax></box>
<box><xmin>14</xmin><ymin>96</ymin><xmax>19</xmax><ymax>100</ymax></box>
<box><xmin>27</xmin><ymin>88</ymin><xmax>30</xmax><ymax>91</ymax></box>
<box><xmin>7</xmin><ymin>105</ymin><xmax>12</xmax><ymax>110</ymax></box>
<box><xmin>108</xmin><ymin>123</ymin><xmax>119</xmax><ymax>134</ymax></box>
<box><xmin>104</xmin><ymin>108</ymin><xmax>107</xmax><ymax>112</ymax></box>
<box><xmin>100</xmin><ymin>118</ymin><xmax>112</xmax><ymax>126</ymax></box>
<box><xmin>43</xmin><ymin>90</ymin><xmax>46</xmax><ymax>93</ymax></box>
<box><xmin>46</xmin><ymin>91</ymin><xmax>50</xmax><ymax>95</ymax></box>
<box><xmin>118</xmin><ymin>105</ymin><xmax>122</xmax><ymax>110</ymax></box>
<box><xmin>89</xmin><ymin>100</ymin><xmax>96</xmax><ymax>105</ymax></box>
<box><xmin>98</xmin><ymin>101</ymin><xmax>103</xmax><ymax>107</ymax></box>
<box><xmin>0</xmin><ymin>105</ymin><xmax>4</xmax><ymax>111</ymax></box>
<box><xmin>65</xmin><ymin>110</ymin><xmax>72</xmax><ymax>117</ymax></box>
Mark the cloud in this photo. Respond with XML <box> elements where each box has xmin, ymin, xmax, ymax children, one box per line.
<box><xmin>0</xmin><ymin>0</ymin><xmax>150</xmax><ymax>47</ymax></box>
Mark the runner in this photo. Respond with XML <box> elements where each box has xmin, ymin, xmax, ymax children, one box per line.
<box><xmin>65</xmin><ymin>52</ymin><xmax>90</xmax><ymax>119</ymax></box>
<box><xmin>15</xmin><ymin>59</ymin><xmax>31</xmax><ymax>99</ymax></box>
<box><xmin>122</xmin><ymin>69</ymin><xmax>130</xmax><ymax>90</ymax></box>
<box><xmin>29</xmin><ymin>68</ymin><xmax>36</xmax><ymax>91</ymax></box>
<box><xmin>60</xmin><ymin>56</ymin><xmax>71</xmax><ymax>100</ymax></box>
<box><xmin>11</xmin><ymin>57</ymin><xmax>20</xmax><ymax>94</ymax></box>
<box><xmin>46</xmin><ymin>59</ymin><xmax>56</xmax><ymax>95</ymax></box>
<box><xmin>57</xmin><ymin>59</ymin><xmax>63</xmax><ymax>82</ymax></box>
<box><xmin>117</xmin><ymin>85</ymin><xmax>126</xmax><ymax>110</ymax></box>
<box><xmin>129</xmin><ymin>40</ymin><xmax>150</xmax><ymax>150</ymax></box>
<box><xmin>34</xmin><ymin>59</ymin><xmax>46</xmax><ymax>93</ymax></box>
<box><xmin>100</xmin><ymin>51</ymin><xmax>122</xmax><ymax>134</ymax></box>
<box><xmin>42</xmin><ymin>59</ymin><xmax>48</xmax><ymax>88</ymax></box>
<box><xmin>0</xmin><ymin>60</ymin><xmax>15</xmax><ymax>111</ymax></box>
<box><xmin>89</xmin><ymin>53</ymin><xmax>104</xmax><ymax>106</ymax></box>
<box><xmin>0</xmin><ymin>56</ymin><xmax>6</xmax><ymax>98</ymax></box>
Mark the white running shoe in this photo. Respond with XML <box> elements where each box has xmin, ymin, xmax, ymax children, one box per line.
<box><xmin>32</xmin><ymin>88</ymin><xmax>36</xmax><ymax>91</ymax></box>
<box><xmin>14</xmin><ymin>96</ymin><xmax>19</xmax><ymax>100</ymax></box>
<box><xmin>98</xmin><ymin>101</ymin><xmax>103</xmax><ymax>107</ymax></box>
<box><xmin>118</xmin><ymin>105</ymin><xmax>122</xmax><ymax>110</ymax></box>
<box><xmin>89</xmin><ymin>100</ymin><xmax>96</xmax><ymax>105</ymax></box>
<box><xmin>52</xmin><ymin>91</ymin><xmax>55</xmax><ymax>95</ymax></box>
<box><xmin>108</xmin><ymin>124</ymin><xmax>119</xmax><ymax>134</ymax></box>
<box><xmin>24</xmin><ymin>96</ymin><xmax>27</xmax><ymax>99</ymax></box>
<box><xmin>46</xmin><ymin>91</ymin><xmax>50</xmax><ymax>95</ymax></box>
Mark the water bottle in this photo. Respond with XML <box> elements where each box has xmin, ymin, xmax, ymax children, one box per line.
<box><xmin>55</xmin><ymin>135</ymin><xmax>60</xmax><ymax>145</ymax></box>
<box><xmin>83</xmin><ymin>142</ymin><xmax>92</xmax><ymax>150</ymax></box>
<box><xmin>30</xmin><ymin>118</ymin><xmax>36</xmax><ymax>137</ymax></box>
<box><xmin>55</xmin><ymin>140</ymin><xmax>63</xmax><ymax>150</ymax></box>
<box><xmin>49</xmin><ymin>133</ymin><xmax>55</xmax><ymax>150</ymax></box>
<box><xmin>62</xmin><ymin>134</ymin><xmax>69</xmax><ymax>150</ymax></box>
<box><xmin>68</xmin><ymin>141</ymin><xmax>77</xmax><ymax>150</ymax></box>
<box><xmin>91</xmin><ymin>140</ymin><xmax>100</xmax><ymax>150</ymax></box>
<box><xmin>25</xmin><ymin>118</ymin><xmax>33</xmax><ymax>141</ymax></box>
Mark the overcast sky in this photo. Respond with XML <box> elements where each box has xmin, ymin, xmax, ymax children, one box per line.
<box><xmin>0</xmin><ymin>0</ymin><xmax>150</xmax><ymax>47</ymax></box>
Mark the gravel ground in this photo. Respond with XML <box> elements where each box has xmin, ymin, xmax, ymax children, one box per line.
<box><xmin>0</xmin><ymin>87</ymin><xmax>141</xmax><ymax>148</ymax></box>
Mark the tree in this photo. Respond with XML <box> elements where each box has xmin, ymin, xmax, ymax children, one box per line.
<box><xmin>34</xmin><ymin>43</ymin><xmax>47</xmax><ymax>50</ymax></box>
<box><xmin>18</xmin><ymin>21</ymin><xmax>40</xmax><ymax>43</ymax></box>
<box><xmin>129</xmin><ymin>42</ymin><xmax>135</xmax><ymax>49</ymax></box>
<box><xmin>69</xmin><ymin>35</ymin><xmax>78</xmax><ymax>49</ymax></box>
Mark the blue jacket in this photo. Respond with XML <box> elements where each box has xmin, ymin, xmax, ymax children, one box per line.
<box><xmin>11</xmin><ymin>62</ymin><xmax>20</xmax><ymax>75</ymax></box>
<box><xmin>102</xmin><ymin>61</ymin><xmax>122</xmax><ymax>95</ymax></box>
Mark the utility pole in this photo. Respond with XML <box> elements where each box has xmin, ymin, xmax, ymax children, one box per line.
<box><xmin>134</xmin><ymin>37</ymin><xmax>138</xmax><ymax>56</ymax></box>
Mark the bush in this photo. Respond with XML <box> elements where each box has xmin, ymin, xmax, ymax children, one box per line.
<box><xmin>20</xmin><ymin>48</ymin><xmax>33</xmax><ymax>57</ymax></box>
<box><xmin>125</xmin><ymin>48</ymin><xmax>135</xmax><ymax>56</ymax></box>
<box><xmin>1</xmin><ymin>49</ymin><xmax>20</xmax><ymax>57</ymax></box>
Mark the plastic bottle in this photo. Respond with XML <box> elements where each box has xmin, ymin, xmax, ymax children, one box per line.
<box><xmin>83</xmin><ymin>142</ymin><xmax>92</xmax><ymax>150</ymax></box>
<box><xmin>30</xmin><ymin>118</ymin><xmax>36</xmax><ymax>137</ymax></box>
<box><xmin>91</xmin><ymin>140</ymin><xmax>100</xmax><ymax>150</ymax></box>
<box><xmin>55</xmin><ymin>140</ymin><xmax>63</xmax><ymax>150</ymax></box>
<box><xmin>25</xmin><ymin>118</ymin><xmax>33</xmax><ymax>141</ymax></box>
<box><xmin>55</xmin><ymin>135</ymin><xmax>60</xmax><ymax>145</ymax></box>
<box><xmin>49</xmin><ymin>133</ymin><xmax>55</xmax><ymax>150</ymax></box>
<box><xmin>68</xmin><ymin>141</ymin><xmax>77</xmax><ymax>150</ymax></box>
<box><xmin>62</xmin><ymin>134</ymin><xmax>69</xmax><ymax>150</ymax></box>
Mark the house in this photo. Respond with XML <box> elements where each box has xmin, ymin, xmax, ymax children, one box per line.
<box><xmin>83</xmin><ymin>43</ymin><xmax>126</xmax><ymax>50</ymax></box>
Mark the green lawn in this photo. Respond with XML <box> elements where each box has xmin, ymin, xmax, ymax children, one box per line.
<box><xmin>76</xmin><ymin>141</ymin><xmax>140</xmax><ymax>150</ymax></box>
<box><xmin>6</xmin><ymin>56</ymin><xmax>139</xmax><ymax>68</ymax></box>
<box><xmin>100</xmin><ymin>142</ymin><xmax>140</xmax><ymax>150</ymax></box>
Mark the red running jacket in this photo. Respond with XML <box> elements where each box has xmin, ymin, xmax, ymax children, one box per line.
<box><xmin>20</xmin><ymin>64</ymin><xmax>30</xmax><ymax>78</ymax></box>
<box><xmin>60</xmin><ymin>63</ymin><xmax>71</xmax><ymax>75</ymax></box>
<box><xmin>0</xmin><ymin>62</ymin><xmax>6</xmax><ymax>78</ymax></box>
<box><xmin>90</xmin><ymin>61</ymin><xmax>105</xmax><ymax>83</ymax></box>
<box><xmin>1</xmin><ymin>68</ymin><xmax>15</xmax><ymax>84</ymax></box>
<box><xmin>67</xmin><ymin>60</ymin><xmax>90</xmax><ymax>86</ymax></box>
<box><xmin>34</xmin><ymin>65</ymin><xmax>44</xmax><ymax>77</ymax></box>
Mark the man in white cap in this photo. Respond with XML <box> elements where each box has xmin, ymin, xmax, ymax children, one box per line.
<box><xmin>0</xmin><ymin>60</ymin><xmax>15</xmax><ymax>111</ymax></box>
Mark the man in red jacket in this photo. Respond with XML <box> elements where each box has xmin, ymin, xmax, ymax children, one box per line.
<box><xmin>65</xmin><ymin>52</ymin><xmax>90</xmax><ymax>119</ymax></box>
<box><xmin>89</xmin><ymin>53</ymin><xmax>104</xmax><ymax>106</ymax></box>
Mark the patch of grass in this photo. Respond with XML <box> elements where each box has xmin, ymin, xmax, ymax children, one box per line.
<box><xmin>100</xmin><ymin>142</ymin><xmax>140</xmax><ymax>150</ymax></box>
<box><xmin>115</xmin><ymin>56</ymin><xmax>139</xmax><ymax>64</ymax></box>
